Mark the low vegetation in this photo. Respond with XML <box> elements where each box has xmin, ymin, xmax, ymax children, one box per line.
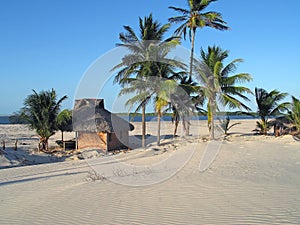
<box><xmin>287</xmin><ymin>96</ymin><xmax>300</xmax><ymax>133</ymax></box>
<box><xmin>219</xmin><ymin>116</ymin><xmax>241</xmax><ymax>135</ymax></box>
<box><xmin>255</xmin><ymin>88</ymin><xmax>289</xmax><ymax>135</ymax></box>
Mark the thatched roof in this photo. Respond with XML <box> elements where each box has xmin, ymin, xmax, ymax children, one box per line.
<box><xmin>72</xmin><ymin>99</ymin><xmax>134</xmax><ymax>133</ymax></box>
<box><xmin>269</xmin><ymin>116</ymin><xmax>294</xmax><ymax>128</ymax></box>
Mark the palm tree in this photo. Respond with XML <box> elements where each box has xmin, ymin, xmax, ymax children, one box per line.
<box><xmin>150</xmin><ymin>50</ymin><xmax>188</xmax><ymax>144</ymax></box>
<box><xmin>154</xmin><ymin>78</ymin><xmax>178</xmax><ymax>145</ymax></box>
<box><xmin>168</xmin><ymin>74</ymin><xmax>203</xmax><ymax>137</ymax></box>
<box><xmin>168</xmin><ymin>0</ymin><xmax>229</xmax><ymax>82</ymax></box>
<box><xmin>56</xmin><ymin>109</ymin><xmax>72</xmax><ymax>142</ymax></box>
<box><xmin>119</xmin><ymin>52</ymin><xmax>185</xmax><ymax>145</ymax></box>
<box><xmin>119</xmin><ymin>76</ymin><xmax>181</xmax><ymax>146</ymax></box>
<box><xmin>194</xmin><ymin>46</ymin><xmax>252</xmax><ymax>139</ymax></box>
<box><xmin>118</xmin><ymin>77</ymin><xmax>154</xmax><ymax>147</ymax></box>
<box><xmin>200</xmin><ymin>46</ymin><xmax>252</xmax><ymax>110</ymax></box>
<box><xmin>112</xmin><ymin>14</ymin><xmax>181</xmax><ymax>147</ymax></box>
<box><xmin>21</xmin><ymin>89</ymin><xmax>67</xmax><ymax>151</ymax></box>
<box><xmin>287</xmin><ymin>96</ymin><xmax>300</xmax><ymax>132</ymax></box>
<box><xmin>194</xmin><ymin>60</ymin><xmax>220</xmax><ymax>139</ymax></box>
<box><xmin>255</xmin><ymin>88</ymin><xmax>289</xmax><ymax>135</ymax></box>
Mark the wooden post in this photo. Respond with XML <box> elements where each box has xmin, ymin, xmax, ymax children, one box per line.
<box><xmin>14</xmin><ymin>139</ymin><xmax>18</xmax><ymax>151</ymax></box>
<box><xmin>106</xmin><ymin>133</ymin><xmax>108</xmax><ymax>155</ymax></box>
<box><xmin>75</xmin><ymin>131</ymin><xmax>78</xmax><ymax>150</ymax></box>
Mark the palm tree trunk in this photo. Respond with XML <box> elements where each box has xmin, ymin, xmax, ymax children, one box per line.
<box><xmin>40</xmin><ymin>137</ymin><xmax>48</xmax><ymax>151</ymax></box>
<box><xmin>207</xmin><ymin>103</ymin><xmax>212</xmax><ymax>132</ymax></box>
<box><xmin>184</xmin><ymin>28</ymin><xmax>196</xmax><ymax>137</ymax></box>
<box><xmin>210</xmin><ymin>113</ymin><xmax>215</xmax><ymax>140</ymax></box>
<box><xmin>189</xmin><ymin>28</ymin><xmax>196</xmax><ymax>82</ymax></box>
<box><xmin>174</xmin><ymin>118</ymin><xmax>179</xmax><ymax>137</ymax></box>
<box><xmin>182</xmin><ymin>116</ymin><xmax>186</xmax><ymax>137</ymax></box>
<box><xmin>157</xmin><ymin>111</ymin><xmax>161</xmax><ymax>145</ymax></box>
<box><xmin>207</xmin><ymin>99</ymin><xmax>215</xmax><ymax>139</ymax></box>
<box><xmin>61</xmin><ymin>130</ymin><xmax>64</xmax><ymax>142</ymax></box>
<box><xmin>210</xmin><ymin>99</ymin><xmax>216</xmax><ymax>140</ymax></box>
<box><xmin>262</xmin><ymin>117</ymin><xmax>268</xmax><ymax>135</ymax></box>
<box><xmin>142</xmin><ymin>103</ymin><xmax>146</xmax><ymax>148</ymax></box>
<box><xmin>185</xmin><ymin>112</ymin><xmax>190</xmax><ymax>136</ymax></box>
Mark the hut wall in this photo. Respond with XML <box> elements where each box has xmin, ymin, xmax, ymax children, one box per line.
<box><xmin>107</xmin><ymin>131</ymin><xmax>129</xmax><ymax>150</ymax></box>
<box><xmin>77</xmin><ymin>132</ymin><xmax>107</xmax><ymax>150</ymax></box>
<box><xmin>77</xmin><ymin>131</ymin><xmax>129</xmax><ymax>151</ymax></box>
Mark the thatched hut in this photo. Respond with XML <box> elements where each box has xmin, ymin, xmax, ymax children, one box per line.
<box><xmin>73</xmin><ymin>99</ymin><xmax>134</xmax><ymax>151</ymax></box>
<box><xmin>269</xmin><ymin>116</ymin><xmax>296</xmax><ymax>136</ymax></box>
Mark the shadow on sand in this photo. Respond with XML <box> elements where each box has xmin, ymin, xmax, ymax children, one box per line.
<box><xmin>0</xmin><ymin>171</ymin><xmax>84</xmax><ymax>186</ymax></box>
<box><xmin>0</xmin><ymin>146</ymin><xmax>67</xmax><ymax>169</ymax></box>
<box><xmin>128</xmin><ymin>134</ymin><xmax>177</xmax><ymax>149</ymax></box>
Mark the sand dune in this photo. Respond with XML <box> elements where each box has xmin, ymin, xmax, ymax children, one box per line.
<box><xmin>0</xmin><ymin>120</ymin><xmax>300</xmax><ymax>224</ymax></box>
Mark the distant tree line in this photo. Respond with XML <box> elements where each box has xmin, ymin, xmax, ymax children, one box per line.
<box><xmin>9</xmin><ymin>112</ymin><xmax>28</xmax><ymax>124</ymax></box>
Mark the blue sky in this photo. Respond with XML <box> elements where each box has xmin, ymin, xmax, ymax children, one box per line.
<box><xmin>0</xmin><ymin>0</ymin><xmax>299</xmax><ymax>114</ymax></box>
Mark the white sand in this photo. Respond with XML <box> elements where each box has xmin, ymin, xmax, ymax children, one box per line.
<box><xmin>0</xmin><ymin>120</ymin><xmax>300</xmax><ymax>224</ymax></box>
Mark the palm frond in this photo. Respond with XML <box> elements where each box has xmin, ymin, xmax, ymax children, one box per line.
<box><xmin>255</xmin><ymin>87</ymin><xmax>289</xmax><ymax>121</ymax></box>
<box><xmin>168</xmin><ymin>6</ymin><xmax>190</xmax><ymax>15</ymax></box>
<box><xmin>221</xmin><ymin>58</ymin><xmax>243</xmax><ymax>77</ymax></box>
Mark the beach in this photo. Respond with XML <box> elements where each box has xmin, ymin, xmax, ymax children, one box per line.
<box><xmin>0</xmin><ymin>120</ymin><xmax>300</xmax><ymax>224</ymax></box>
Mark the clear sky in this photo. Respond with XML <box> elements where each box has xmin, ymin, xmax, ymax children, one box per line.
<box><xmin>0</xmin><ymin>0</ymin><xmax>299</xmax><ymax>114</ymax></box>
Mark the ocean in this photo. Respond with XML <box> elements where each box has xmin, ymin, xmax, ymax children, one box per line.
<box><xmin>0</xmin><ymin>116</ymin><xmax>10</xmax><ymax>124</ymax></box>
<box><xmin>0</xmin><ymin>115</ymin><xmax>256</xmax><ymax>124</ymax></box>
<box><xmin>121</xmin><ymin>115</ymin><xmax>256</xmax><ymax>122</ymax></box>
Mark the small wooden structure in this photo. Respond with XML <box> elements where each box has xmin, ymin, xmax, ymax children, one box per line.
<box><xmin>269</xmin><ymin>116</ymin><xmax>296</xmax><ymax>137</ymax></box>
<box><xmin>73</xmin><ymin>99</ymin><xmax>134</xmax><ymax>151</ymax></box>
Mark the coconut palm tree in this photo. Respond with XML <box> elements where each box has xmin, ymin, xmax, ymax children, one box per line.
<box><xmin>119</xmin><ymin>76</ymin><xmax>182</xmax><ymax>146</ymax></box>
<box><xmin>112</xmin><ymin>14</ymin><xmax>183</xmax><ymax>147</ymax></box>
<box><xmin>112</xmin><ymin>14</ymin><xmax>172</xmax><ymax>147</ymax></box>
<box><xmin>56</xmin><ymin>109</ymin><xmax>72</xmax><ymax>142</ymax></box>
<box><xmin>194</xmin><ymin>46</ymin><xmax>252</xmax><ymax>139</ymax></box>
<box><xmin>168</xmin><ymin>0</ymin><xmax>229</xmax><ymax>82</ymax></box>
<box><xmin>255</xmin><ymin>88</ymin><xmax>289</xmax><ymax>135</ymax></box>
<box><xmin>287</xmin><ymin>96</ymin><xmax>300</xmax><ymax>132</ymax></box>
<box><xmin>118</xmin><ymin>77</ymin><xmax>154</xmax><ymax>147</ymax></box>
<box><xmin>167</xmin><ymin>74</ymin><xmax>204</xmax><ymax>137</ymax></box>
<box><xmin>154</xmin><ymin>79</ymin><xmax>178</xmax><ymax>145</ymax></box>
<box><xmin>119</xmin><ymin>52</ymin><xmax>186</xmax><ymax>145</ymax></box>
<box><xmin>21</xmin><ymin>89</ymin><xmax>67</xmax><ymax>151</ymax></box>
<box><xmin>200</xmin><ymin>46</ymin><xmax>252</xmax><ymax>110</ymax></box>
<box><xmin>194</xmin><ymin>60</ymin><xmax>220</xmax><ymax>139</ymax></box>
<box><xmin>150</xmin><ymin>48</ymin><xmax>189</xmax><ymax>144</ymax></box>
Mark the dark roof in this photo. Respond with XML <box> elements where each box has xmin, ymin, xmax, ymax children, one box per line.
<box><xmin>269</xmin><ymin>116</ymin><xmax>293</xmax><ymax>128</ymax></box>
<box><xmin>72</xmin><ymin>99</ymin><xmax>134</xmax><ymax>133</ymax></box>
